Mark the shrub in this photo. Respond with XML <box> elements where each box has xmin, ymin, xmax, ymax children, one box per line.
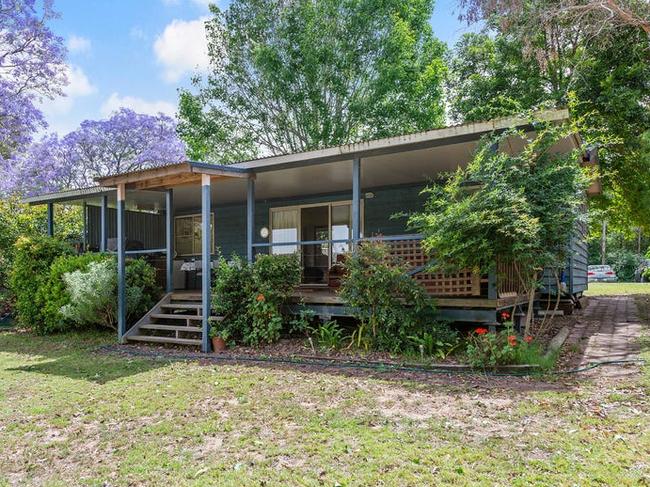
<box><xmin>339</xmin><ymin>241</ymin><xmax>437</xmax><ymax>353</ymax></box>
<box><xmin>212</xmin><ymin>253</ymin><xmax>302</xmax><ymax>346</ymax></box>
<box><xmin>310</xmin><ymin>320</ymin><xmax>346</xmax><ymax>351</ymax></box>
<box><xmin>37</xmin><ymin>253</ymin><xmax>108</xmax><ymax>334</ymax></box>
<box><xmin>9</xmin><ymin>236</ymin><xmax>73</xmax><ymax>328</ymax></box>
<box><xmin>464</xmin><ymin>324</ymin><xmax>550</xmax><ymax>369</ymax></box>
<box><xmin>60</xmin><ymin>257</ymin><xmax>161</xmax><ymax>330</ymax></box>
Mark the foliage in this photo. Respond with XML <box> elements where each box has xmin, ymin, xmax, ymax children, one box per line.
<box><xmin>464</xmin><ymin>325</ymin><xmax>549</xmax><ymax>369</ymax></box>
<box><xmin>406</xmin><ymin>324</ymin><xmax>460</xmax><ymax>360</ymax></box>
<box><xmin>2</xmin><ymin>109</ymin><xmax>186</xmax><ymax>197</ymax></box>
<box><xmin>0</xmin><ymin>0</ymin><xmax>67</xmax><ymax>158</ymax></box>
<box><xmin>36</xmin><ymin>253</ymin><xmax>107</xmax><ymax>334</ymax></box>
<box><xmin>310</xmin><ymin>320</ymin><xmax>346</xmax><ymax>352</ymax></box>
<box><xmin>8</xmin><ymin>236</ymin><xmax>73</xmax><ymax>328</ymax></box>
<box><xmin>408</xmin><ymin>117</ymin><xmax>592</xmax><ymax>334</ymax></box>
<box><xmin>608</xmin><ymin>249</ymin><xmax>645</xmax><ymax>282</ymax></box>
<box><xmin>60</xmin><ymin>257</ymin><xmax>161</xmax><ymax>331</ymax></box>
<box><xmin>447</xmin><ymin>19</ymin><xmax>650</xmax><ymax>231</ymax></box>
<box><xmin>458</xmin><ymin>0</ymin><xmax>650</xmax><ymax>42</ymax></box>
<box><xmin>339</xmin><ymin>241</ymin><xmax>434</xmax><ymax>353</ymax></box>
<box><xmin>212</xmin><ymin>253</ymin><xmax>302</xmax><ymax>346</ymax></box>
<box><xmin>179</xmin><ymin>0</ymin><xmax>447</xmax><ymax>161</ymax></box>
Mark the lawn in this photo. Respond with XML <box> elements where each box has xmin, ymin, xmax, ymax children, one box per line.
<box><xmin>1</xmin><ymin>318</ymin><xmax>649</xmax><ymax>485</ymax></box>
<box><xmin>585</xmin><ymin>282</ymin><xmax>650</xmax><ymax>296</ymax></box>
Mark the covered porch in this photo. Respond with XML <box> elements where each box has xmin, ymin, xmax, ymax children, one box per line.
<box><xmin>25</xmin><ymin>109</ymin><xmax>579</xmax><ymax>351</ymax></box>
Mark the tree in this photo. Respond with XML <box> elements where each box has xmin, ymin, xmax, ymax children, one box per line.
<box><xmin>1</xmin><ymin>108</ymin><xmax>186</xmax><ymax>196</ymax></box>
<box><xmin>408</xmin><ymin>117</ymin><xmax>592</xmax><ymax>335</ymax></box>
<box><xmin>179</xmin><ymin>0</ymin><xmax>447</xmax><ymax>161</ymax></box>
<box><xmin>458</xmin><ymin>0</ymin><xmax>650</xmax><ymax>40</ymax></box>
<box><xmin>447</xmin><ymin>26</ymin><xmax>650</xmax><ymax>230</ymax></box>
<box><xmin>0</xmin><ymin>0</ymin><xmax>67</xmax><ymax>156</ymax></box>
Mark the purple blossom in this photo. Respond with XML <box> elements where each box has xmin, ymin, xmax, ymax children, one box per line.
<box><xmin>2</xmin><ymin>108</ymin><xmax>187</xmax><ymax>196</ymax></box>
<box><xmin>0</xmin><ymin>0</ymin><xmax>68</xmax><ymax>153</ymax></box>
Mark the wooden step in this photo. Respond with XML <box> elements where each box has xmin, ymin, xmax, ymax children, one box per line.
<box><xmin>126</xmin><ymin>335</ymin><xmax>202</xmax><ymax>346</ymax></box>
<box><xmin>140</xmin><ymin>324</ymin><xmax>202</xmax><ymax>333</ymax></box>
<box><xmin>161</xmin><ymin>303</ymin><xmax>202</xmax><ymax>310</ymax></box>
<box><xmin>171</xmin><ymin>293</ymin><xmax>202</xmax><ymax>301</ymax></box>
<box><xmin>151</xmin><ymin>313</ymin><xmax>204</xmax><ymax>320</ymax></box>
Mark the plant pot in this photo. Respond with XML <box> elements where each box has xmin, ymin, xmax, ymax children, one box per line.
<box><xmin>211</xmin><ymin>336</ymin><xmax>227</xmax><ymax>352</ymax></box>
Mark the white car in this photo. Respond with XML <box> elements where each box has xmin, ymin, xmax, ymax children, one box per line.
<box><xmin>588</xmin><ymin>265</ymin><xmax>618</xmax><ymax>282</ymax></box>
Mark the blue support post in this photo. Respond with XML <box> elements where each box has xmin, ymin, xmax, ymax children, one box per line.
<box><xmin>47</xmin><ymin>203</ymin><xmax>54</xmax><ymax>237</ymax></box>
<box><xmin>82</xmin><ymin>201</ymin><xmax>87</xmax><ymax>251</ymax></box>
<box><xmin>100</xmin><ymin>195</ymin><xmax>108</xmax><ymax>252</ymax></box>
<box><xmin>352</xmin><ymin>158</ymin><xmax>361</xmax><ymax>244</ymax></box>
<box><xmin>165</xmin><ymin>189</ymin><xmax>174</xmax><ymax>293</ymax></box>
<box><xmin>201</xmin><ymin>175</ymin><xmax>212</xmax><ymax>353</ymax></box>
<box><xmin>247</xmin><ymin>177</ymin><xmax>255</xmax><ymax>263</ymax></box>
<box><xmin>116</xmin><ymin>184</ymin><xmax>126</xmax><ymax>343</ymax></box>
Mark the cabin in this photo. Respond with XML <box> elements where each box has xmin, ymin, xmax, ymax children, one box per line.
<box><xmin>23</xmin><ymin>109</ymin><xmax>598</xmax><ymax>351</ymax></box>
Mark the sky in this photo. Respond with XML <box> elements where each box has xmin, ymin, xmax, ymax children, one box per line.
<box><xmin>42</xmin><ymin>0</ymin><xmax>477</xmax><ymax>136</ymax></box>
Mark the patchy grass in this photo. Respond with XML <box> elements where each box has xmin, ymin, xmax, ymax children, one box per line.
<box><xmin>585</xmin><ymin>282</ymin><xmax>650</xmax><ymax>296</ymax></box>
<box><xmin>0</xmin><ymin>327</ymin><xmax>649</xmax><ymax>486</ymax></box>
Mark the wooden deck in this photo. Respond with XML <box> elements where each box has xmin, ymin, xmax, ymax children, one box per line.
<box><xmin>291</xmin><ymin>286</ymin><xmax>528</xmax><ymax>310</ymax></box>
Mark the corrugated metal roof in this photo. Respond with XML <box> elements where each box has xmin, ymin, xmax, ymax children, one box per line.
<box><xmin>22</xmin><ymin>186</ymin><xmax>116</xmax><ymax>205</ymax></box>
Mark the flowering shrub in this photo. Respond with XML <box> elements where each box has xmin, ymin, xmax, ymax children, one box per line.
<box><xmin>465</xmin><ymin>324</ymin><xmax>543</xmax><ymax>369</ymax></box>
<box><xmin>212</xmin><ymin>253</ymin><xmax>301</xmax><ymax>346</ymax></box>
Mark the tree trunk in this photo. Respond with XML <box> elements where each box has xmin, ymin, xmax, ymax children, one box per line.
<box><xmin>523</xmin><ymin>271</ymin><xmax>538</xmax><ymax>337</ymax></box>
<box><xmin>601</xmin><ymin>220</ymin><xmax>607</xmax><ymax>265</ymax></box>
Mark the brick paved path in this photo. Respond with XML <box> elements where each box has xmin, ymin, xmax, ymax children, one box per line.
<box><xmin>565</xmin><ymin>296</ymin><xmax>644</xmax><ymax>377</ymax></box>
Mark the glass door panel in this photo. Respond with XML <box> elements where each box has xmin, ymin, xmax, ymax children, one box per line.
<box><xmin>271</xmin><ymin>208</ymin><xmax>299</xmax><ymax>255</ymax></box>
<box><xmin>301</xmin><ymin>205</ymin><xmax>329</xmax><ymax>284</ymax></box>
<box><xmin>331</xmin><ymin>204</ymin><xmax>351</xmax><ymax>266</ymax></box>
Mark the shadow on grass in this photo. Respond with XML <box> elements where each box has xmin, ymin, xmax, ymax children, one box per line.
<box><xmin>101</xmin><ymin>343</ymin><xmax>578</xmax><ymax>394</ymax></box>
<box><xmin>0</xmin><ymin>329</ymin><xmax>167</xmax><ymax>384</ymax></box>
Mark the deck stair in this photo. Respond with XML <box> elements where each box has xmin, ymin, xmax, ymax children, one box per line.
<box><xmin>124</xmin><ymin>292</ymin><xmax>209</xmax><ymax>346</ymax></box>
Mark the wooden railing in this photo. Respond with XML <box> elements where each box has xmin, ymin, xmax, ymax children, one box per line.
<box><xmin>496</xmin><ymin>259</ymin><xmax>522</xmax><ymax>298</ymax></box>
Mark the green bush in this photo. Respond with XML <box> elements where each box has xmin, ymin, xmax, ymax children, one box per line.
<box><xmin>212</xmin><ymin>253</ymin><xmax>301</xmax><ymax>346</ymax></box>
<box><xmin>608</xmin><ymin>249</ymin><xmax>644</xmax><ymax>281</ymax></box>
<box><xmin>37</xmin><ymin>253</ymin><xmax>108</xmax><ymax>334</ymax></box>
<box><xmin>464</xmin><ymin>324</ymin><xmax>551</xmax><ymax>369</ymax></box>
<box><xmin>340</xmin><ymin>241</ymin><xmax>443</xmax><ymax>353</ymax></box>
<box><xmin>9</xmin><ymin>236</ymin><xmax>73</xmax><ymax>329</ymax></box>
<box><xmin>60</xmin><ymin>257</ymin><xmax>161</xmax><ymax>330</ymax></box>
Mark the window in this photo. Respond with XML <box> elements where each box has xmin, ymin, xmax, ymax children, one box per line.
<box><xmin>174</xmin><ymin>214</ymin><xmax>214</xmax><ymax>256</ymax></box>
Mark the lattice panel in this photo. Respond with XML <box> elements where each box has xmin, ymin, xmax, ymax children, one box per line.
<box><xmin>386</xmin><ymin>239</ymin><xmax>481</xmax><ymax>297</ymax></box>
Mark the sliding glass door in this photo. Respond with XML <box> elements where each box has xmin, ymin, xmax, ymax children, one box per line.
<box><xmin>270</xmin><ymin>201</ymin><xmax>356</xmax><ymax>284</ymax></box>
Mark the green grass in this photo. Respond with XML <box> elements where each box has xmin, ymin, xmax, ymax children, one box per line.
<box><xmin>0</xmin><ymin>328</ymin><xmax>649</xmax><ymax>486</ymax></box>
<box><xmin>585</xmin><ymin>282</ymin><xmax>650</xmax><ymax>296</ymax></box>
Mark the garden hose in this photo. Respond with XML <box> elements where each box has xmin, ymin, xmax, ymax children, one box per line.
<box><xmin>97</xmin><ymin>345</ymin><xmax>646</xmax><ymax>378</ymax></box>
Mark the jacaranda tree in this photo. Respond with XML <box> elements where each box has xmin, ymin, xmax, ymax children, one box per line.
<box><xmin>2</xmin><ymin>108</ymin><xmax>186</xmax><ymax>196</ymax></box>
<box><xmin>0</xmin><ymin>0</ymin><xmax>67</xmax><ymax>157</ymax></box>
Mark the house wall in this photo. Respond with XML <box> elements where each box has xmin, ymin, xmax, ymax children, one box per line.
<box><xmin>86</xmin><ymin>183</ymin><xmax>427</xmax><ymax>256</ymax></box>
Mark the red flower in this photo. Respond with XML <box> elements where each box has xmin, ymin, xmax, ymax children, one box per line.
<box><xmin>500</xmin><ymin>311</ymin><xmax>511</xmax><ymax>320</ymax></box>
<box><xmin>256</xmin><ymin>293</ymin><xmax>265</xmax><ymax>302</ymax></box>
<box><xmin>508</xmin><ymin>335</ymin><xmax>517</xmax><ymax>347</ymax></box>
<box><xmin>524</xmin><ymin>335</ymin><xmax>533</xmax><ymax>344</ymax></box>
<box><xmin>475</xmin><ymin>327</ymin><xmax>488</xmax><ymax>335</ymax></box>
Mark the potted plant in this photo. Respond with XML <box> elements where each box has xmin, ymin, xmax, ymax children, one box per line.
<box><xmin>209</xmin><ymin>322</ymin><xmax>229</xmax><ymax>352</ymax></box>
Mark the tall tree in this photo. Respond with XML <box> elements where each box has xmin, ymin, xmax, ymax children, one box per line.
<box><xmin>458</xmin><ymin>0</ymin><xmax>650</xmax><ymax>39</ymax></box>
<box><xmin>0</xmin><ymin>0</ymin><xmax>67</xmax><ymax>156</ymax></box>
<box><xmin>178</xmin><ymin>0</ymin><xmax>447</xmax><ymax>162</ymax></box>
<box><xmin>1</xmin><ymin>109</ymin><xmax>186</xmax><ymax>196</ymax></box>
<box><xmin>447</xmin><ymin>25</ymin><xmax>650</xmax><ymax>230</ymax></box>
